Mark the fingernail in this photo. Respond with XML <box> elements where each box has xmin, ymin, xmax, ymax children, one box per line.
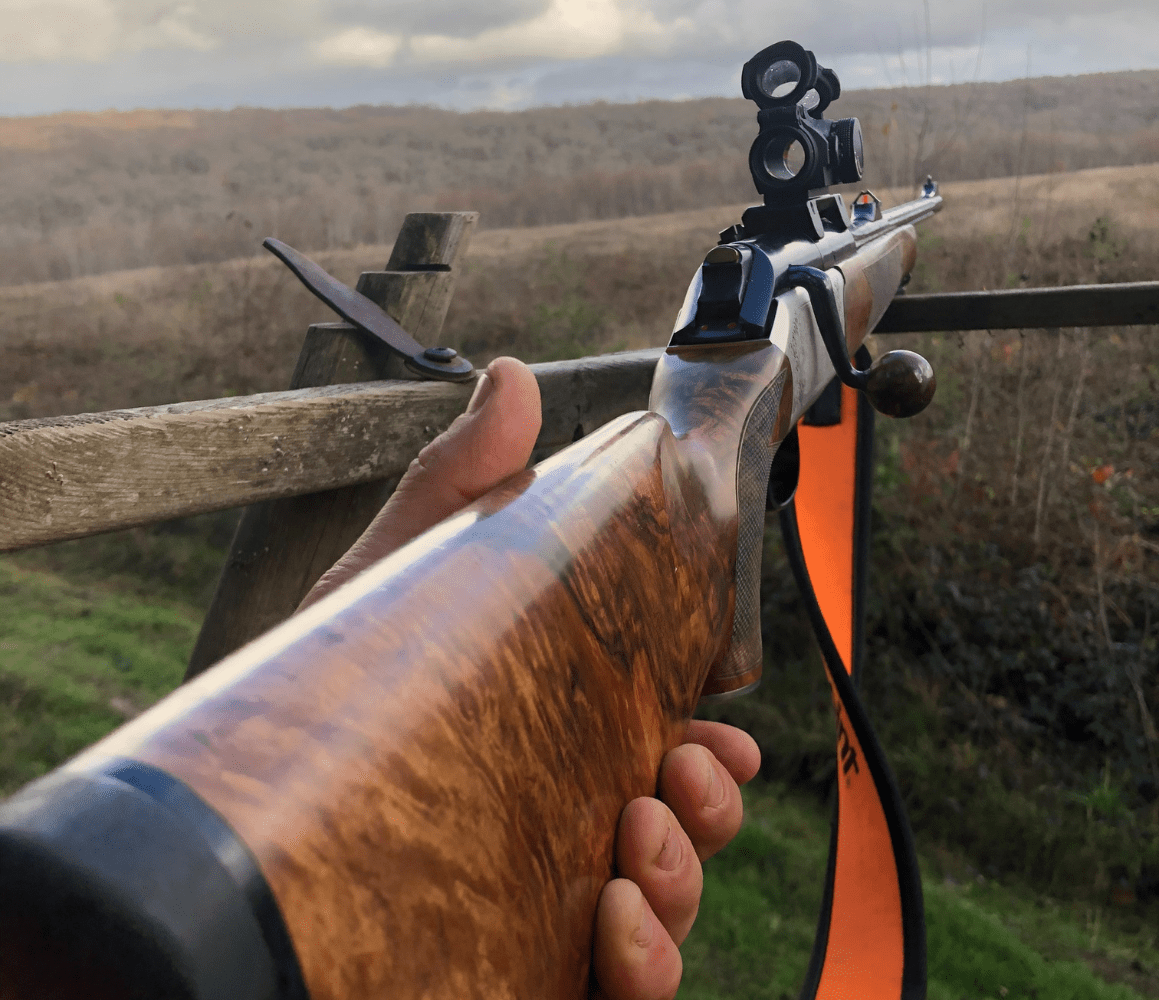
<box><xmin>702</xmin><ymin>755</ymin><xmax>725</xmax><ymax>809</ymax></box>
<box><xmin>466</xmin><ymin>371</ymin><xmax>493</xmax><ymax>414</ymax></box>
<box><xmin>655</xmin><ymin>823</ymin><xmax>681</xmax><ymax>871</ymax></box>
<box><xmin>632</xmin><ymin>909</ymin><xmax>653</xmax><ymax>949</ymax></box>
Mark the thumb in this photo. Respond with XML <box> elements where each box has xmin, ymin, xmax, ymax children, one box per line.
<box><xmin>299</xmin><ymin>357</ymin><xmax>541</xmax><ymax>610</ymax></box>
<box><xmin>392</xmin><ymin>355</ymin><xmax>543</xmax><ymax>531</ymax></box>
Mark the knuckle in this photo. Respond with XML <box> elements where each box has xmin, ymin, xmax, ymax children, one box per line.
<box><xmin>696</xmin><ymin>798</ymin><xmax>743</xmax><ymax>861</ymax></box>
<box><xmin>658</xmin><ymin>744</ymin><xmax>707</xmax><ymax>798</ymax></box>
<box><xmin>644</xmin><ymin>834</ymin><xmax>703</xmax><ymax>945</ymax></box>
<box><xmin>616</xmin><ymin>798</ymin><xmax>674</xmax><ymax>878</ymax></box>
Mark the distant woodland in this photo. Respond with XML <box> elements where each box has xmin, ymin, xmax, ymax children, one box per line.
<box><xmin>1</xmin><ymin>69</ymin><xmax>1158</xmax><ymax>286</ymax></box>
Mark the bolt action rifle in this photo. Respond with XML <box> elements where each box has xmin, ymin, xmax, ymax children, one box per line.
<box><xmin>0</xmin><ymin>41</ymin><xmax>940</xmax><ymax>1000</ymax></box>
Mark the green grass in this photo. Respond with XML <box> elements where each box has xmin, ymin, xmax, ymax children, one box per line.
<box><xmin>678</xmin><ymin>791</ymin><xmax>828</xmax><ymax>999</ymax></box>
<box><xmin>680</xmin><ymin>786</ymin><xmax>1156</xmax><ymax>999</ymax></box>
<box><xmin>5</xmin><ymin>509</ymin><xmax>239</xmax><ymax>610</ymax></box>
<box><xmin>0</xmin><ymin>557</ymin><xmax>199</xmax><ymax>793</ymax></box>
<box><xmin>3</xmin><ymin>530</ymin><xmax>1158</xmax><ymax>998</ymax></box>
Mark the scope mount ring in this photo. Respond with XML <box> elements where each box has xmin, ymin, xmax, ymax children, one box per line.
<box><xmin>741</xmin><ymin>41</ymin><xmax>818</xmax><ymax>110</ymax></box>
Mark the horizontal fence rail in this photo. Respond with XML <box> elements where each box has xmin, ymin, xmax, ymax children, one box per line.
<box><xmin>3</xmin><ymin>281</ymin><xmax>1156</xmax><ymax>553</ymax></box>
<box><xmin>0</xmin><ymin>350</ymin><xmax>659</xmax><ymax>552</ymax></box>
<box><xmin>876</xmin><ymin>280</ymin><xmax>1159</xmax><ymax>332</ymax></box>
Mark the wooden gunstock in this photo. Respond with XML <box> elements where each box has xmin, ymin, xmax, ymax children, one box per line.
<box><xmin>0</xmin><ymin>342</ymin><xmax>792</xmax><ymax>1000</ymax></box>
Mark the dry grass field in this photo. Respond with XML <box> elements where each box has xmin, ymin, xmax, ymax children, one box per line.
<box><xmin>1</xmin><ymin>93</ymin><xmax>1159</xmax><ymax>993</ymax></box>
<box><xmin>3</xmin><ymin>161</ymin><xmax>1158</xmax><ymax>422</ymax></box>
<box><xmin>1</xmin><ymin>68</ymin><xmax>1158</xmax><ymax>285</ymax></box>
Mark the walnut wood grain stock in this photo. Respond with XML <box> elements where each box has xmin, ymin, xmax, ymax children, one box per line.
<box><xmin>57</xmin><ymin>341</ymin><xmax>790</xmax><ymax>999</ymax></box>
<box><xmin>838</xmin><ymin>226</ymin><xmax>918</xmax><ymax>354</ymax></box>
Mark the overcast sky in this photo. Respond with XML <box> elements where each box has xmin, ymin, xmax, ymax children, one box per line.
<box><xmin>1</xmin><ymin>0</ymin><xmax>1157</xmax><ymax>116</ymax></box>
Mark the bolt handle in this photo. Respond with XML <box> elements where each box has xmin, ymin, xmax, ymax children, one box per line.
<box><xmin>785</xmin><ymin>265</ymin><xmax>935</xmax><ymax>418</ymax></box>
<box><xmin>862</xmin><ymin>350</ymin><xmax>936</xmax><ymax>418</ymax></box>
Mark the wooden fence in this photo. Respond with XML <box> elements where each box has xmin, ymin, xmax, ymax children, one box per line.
<box><xmin>2</xmin><ymin>211</ymin><xmax>1157</xmax><ymax>679</ymax></box>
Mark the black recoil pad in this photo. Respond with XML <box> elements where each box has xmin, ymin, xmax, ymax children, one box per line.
<box><xmin>0</xmin><ymin>763</ymin><xmax>306</xmax><ymax>1000</ymax></box>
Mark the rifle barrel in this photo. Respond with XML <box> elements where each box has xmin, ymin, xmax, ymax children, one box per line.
<box><xmin>850</xmin><ymin>191</ymin><xmax>944</xmax><ymax>247</ymax></box>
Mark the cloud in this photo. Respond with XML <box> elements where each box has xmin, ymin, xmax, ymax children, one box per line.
<box><xmin>125</xmin><ymin>4</ymin><xmax>218</xmax><ymax>52</ymax></box>
<box><xmin>0</xmin><ymin>0</ymin><xmax>120</xmax><ymax>62</ymax></box>
<box><xmin>322</xmin><ymin>0</ymin><xmax>550</xmax><ymax>40</ymax></box>
<box><xmin>0</xmin><ymin>0</ymin><xmax>1156</xmax><ymax>114</ymax></box>
<box><xmin>481</xmin><ymin>78</ymin><xmax>537</xmax><ymax>109</ymax></box>
<box><xmin>403</xmin><ymin>0</ymin><xmax>698</xmax><ymax>66</ymax></box>
<box><xmin>313</xmin><ymin>26</ymin><xmax>401</xmax><ymax>67</ymax></box>
<box><xmin>0</xmin><ymin>0</ymin><xmax>219</xmax><ymax>62</ymax></box>
<box><xmin>0</xmin><ymin>0</ymin><xmax>325</xmax><ymax>63</ymax></box>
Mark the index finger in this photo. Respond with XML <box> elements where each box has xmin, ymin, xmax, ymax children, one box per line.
<box><xmin>682</xmin><ymin>720</ymin><xmax>760</xmax><ymax>785</ymax></box>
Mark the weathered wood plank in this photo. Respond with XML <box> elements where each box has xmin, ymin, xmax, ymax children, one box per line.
<box><xmin>186</xmin><ymin>212</ymin><xmax>481</xmax><ymax>677</ymax></box>
<box><xmin>0</xmin><ymin>350</ymin><xmax>659</xmax><ymax>552</ymax></box>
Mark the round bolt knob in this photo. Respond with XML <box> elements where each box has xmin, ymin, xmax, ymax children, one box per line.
<box><xmin>863</xmin><ymin>350</ymin><xmax>936</xmax><ymax>418</ymax></box>
<box><xmin>423</xmin><ymin>346</ymin><xmax>458</xmax><ymax>363</ymax></box>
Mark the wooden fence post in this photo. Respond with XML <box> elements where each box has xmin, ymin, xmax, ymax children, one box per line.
<box><xmin>185</xmin><ymin>212</ymin><xmax>478</xmax><ymax>679</ymax></box>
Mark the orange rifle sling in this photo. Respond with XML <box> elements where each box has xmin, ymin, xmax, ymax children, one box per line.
<box><xmin>780</xmin><ymin>348</ymin><xmax>927</xmax><ymax>1000</ymax></box>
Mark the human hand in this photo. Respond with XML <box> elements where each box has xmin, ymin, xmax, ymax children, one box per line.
<box><xmin>299</xmin><ymin>357</ymin><xmax>760</xmax><ymax>1000</ymax></box>
<box><xmin>592</xmin><ymin>719</ymin><xmax>759</xmax><ymax>1000</ymax></box>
